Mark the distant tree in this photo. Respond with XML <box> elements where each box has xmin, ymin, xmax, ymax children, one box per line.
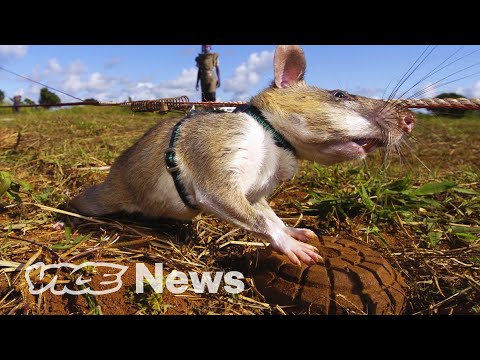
<box><xmin>39</xmin><ymin>87</ymin><xmax>61</xmax><ymax>108</ymax></box>
<box><xmin>84</xmin><ymin>98</ymin><xmax>99</xmax><ymax>104</ymax></box>
<box><xmin>24</xmin><ymin>98</ymin><xmax>36</xmax><ymax>105</ymax></box>
<box><xmin>429</xmin><ymin>92</ymin><xmax>466</xmax><ymax>118</ymax></box>
<box><xmin>0</xmin><ymin>89</ymin><xmax>4</xmax><ymax>102</ymax></box>
<box><xmin>128</xmin><ymin>96</ymin><xmax>132</xmax><ymax>102</ymax></box>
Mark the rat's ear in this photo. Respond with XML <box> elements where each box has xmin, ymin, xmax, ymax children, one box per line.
<box><xmin>274</xmin><ymin>45</ymin><xmax>306</xmax><ymax>88</ymax></box>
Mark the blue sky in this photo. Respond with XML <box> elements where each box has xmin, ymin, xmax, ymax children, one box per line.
<box><xmin>1</xmin><ymin>45</ymin><xmax>480</xmax><ymax>104</ymax></box>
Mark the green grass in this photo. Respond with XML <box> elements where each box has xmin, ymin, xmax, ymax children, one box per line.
<box><xmin>297</xmin><ymin>114</ymin><xmax>480</xmax><ymax>250</ymax></box>
<box><xmin>0</xmin><ymin>106</ymin><xmax>181</xmax><ymax>206</ymax></box>
<box><xmin>305</xmin><ymin>163</ymin><xmax>479</xmax><ymax>249</ymax></box>
<box><xmin>125</xmin><ymin>280</ymin><xmax>170</xmax><ymax>315</ymax></box>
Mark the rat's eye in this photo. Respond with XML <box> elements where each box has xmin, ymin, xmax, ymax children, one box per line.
<box><xmin>333</xmin><ymin>90</ymin><xmax>348</xmax><ymax>99</ymax></box>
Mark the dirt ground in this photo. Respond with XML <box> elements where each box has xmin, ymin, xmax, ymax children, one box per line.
<box><xmin>38</xmin><ymin>264</ymin><xmax>190</xmax><ymax>315</ymax></box>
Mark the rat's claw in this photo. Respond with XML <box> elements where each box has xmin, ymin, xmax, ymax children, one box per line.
<box><xmin>287</xmin><ymin>227</ymin><xmax>319</xmax><ymax>242</ymax></box>
<box><xmin>285</xmin><ymin>249</ymin><xmax>302</xmax><ymax>267</ymax></box>
<box><xmin>281</xmin><ymin>239</ymin><xmax>322</xmax><ymax>266</ymax></box>
<box><xmin>304</xmin><ymin>248</ymin><xmax>323</xmax><ymax>264</ymax></box>
<box><xmin>298</xmin><ymin>242</ymin><xmax>323</xmax><ymax>264</ymax></box>
<box><xmin>52</xmin><ymin>221</ymin><xmax>66</xmax><ymax>231</ymax></box>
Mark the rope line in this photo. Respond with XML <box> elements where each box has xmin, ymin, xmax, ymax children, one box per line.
<box><xmin>2</xmin><ymin>97</ymin><xmax>480</xmax><ymax>111</ymax></box>
<box><xmin>401</xmin><ymin>98</ymin><xmax>480</xmax><ymax>109</ymax></box>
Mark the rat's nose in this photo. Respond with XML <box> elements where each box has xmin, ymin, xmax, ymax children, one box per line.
<box><xmin>401</xmin><ymin>114</ymin><xmax>415</xmax><ymax>133</ymax></box>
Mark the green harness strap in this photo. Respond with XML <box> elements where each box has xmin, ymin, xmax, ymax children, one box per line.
<box><xmin>165</xmin><ymin>105</ymin><xmax>295</xmax><ymax>209</ymax></box>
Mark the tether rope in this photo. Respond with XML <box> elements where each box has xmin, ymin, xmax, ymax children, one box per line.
<box><xmin>2</xmin><ymin>97</ymin><xmax>480</xmax><ymax>111</ymax></box>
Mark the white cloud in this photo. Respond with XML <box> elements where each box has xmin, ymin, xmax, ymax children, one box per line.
<box><xmin>117</xmin><ymin>68</ymin><xmax>197</xmax><ymax>101</ymax></box>
<box><xmin>162</xmin><ymin>67</ymin><xmax>197</xmax><ymax>89</ymax></box>
<box><xmin>68</xmin><ymin>60</ymin><xmax>87</xmax><ymax>74</ymax></box>
<box><xmin>87</xmin><ymin>72</ymin><xmax>110</xmax><ymax>91</ymax></box>
<box><xmin>64</xmin><ymin>74</ymin><xmax>83</xmax><ymax>92</ymax></box>
<box><xmin>446</xmin><ymin>82</ymin><xmax>479</xmax><ymax>98</ymax></box>
<box><xmin>26</xmin><ymin>84</ymin><xmax>42</xmax><ymax>101</ymax></box>
<box><xmin>90</xmin><ymin>67</ymin><xmax>197</xmax><ymax>102</ymax></box>
<box><xmin>55</xmin><ymin>60</ymin><xmax>114</xmax><ymax>95</ymax></box>
<box><xmin>472</xmin><ymin>82</ymin><xmax>480</xmax><ymax>97</ymax></box>
<box><xmin>136</xmin><ymin>82</ymin><xmax>155</xmax><ymax>89</ymax></box>
<box><xmin>413</xmin><ymin>82</ymin><xmax>480</xmax><ymax>99</ymax></box>
<box><xmin>154</xmin><ymin>67</ymin><xmax>197</xmax><ymax>98</ymax></box>
<box><xmin>127</xmin><ymin>82</ymin><xmax>156</xmax><ymax>101</ymax></box>
<box><xmin>0</xmin><ymin>45</ymin><xmax>28</xmax><ymax>59</ymax></box>
<box><xmin>224</xmin><ymin>50</ymin><xmax>274</xmax><ymax>100</ymax></box>
<box><xmin>17</xmin><ymin>58</ymin><xmax>199</xmax><ymax>103</ymax></box>
<box><xmin>44</xmin><ymin>58</ymin><xmax>62</xmax><ymax>75</ymax></box>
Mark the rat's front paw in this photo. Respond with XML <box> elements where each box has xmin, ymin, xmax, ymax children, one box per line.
<box><xmin>286</xmin><ymin>227</ymin><xmax>319</xmax><ymax>242</ymax></box>
<box><xmin>274</xmin><ymin>238</ymin><xmax>323</xmax><ymax>266</ymax></box>
<box><xmin>52</xmin><ymin>221</ymin><xmax>66</xmax><ymax>231</ymax></box>
<box><xmin>52</xmin><ymin>217</ymin><xmax>80</xmax><ymax>231</ymax></box>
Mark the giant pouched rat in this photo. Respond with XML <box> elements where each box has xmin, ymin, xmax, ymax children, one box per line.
<box><xmin>66</xmin><ymin>45</ymin><xmax>415</xmax><ymax>266</ymax></box>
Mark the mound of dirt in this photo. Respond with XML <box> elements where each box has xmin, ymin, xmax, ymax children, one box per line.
<box><xmin>251</xmin><ymin>236</ymin><xmax>407</xmax><ymax>315</ymax></box>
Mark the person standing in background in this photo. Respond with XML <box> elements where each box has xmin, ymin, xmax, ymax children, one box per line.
<box><xmin>195</xmin><ymin>45</ymin><xmax>220</xmax><ymax>102</ymax></box>
<box><xmin>10</xmin><ymin>95</ymin><xmax>21</xmax><ymax>113</ymax></box>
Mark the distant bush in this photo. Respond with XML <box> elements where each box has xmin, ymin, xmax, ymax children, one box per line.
<box><xmin>39</xmin><ymin>88</ymin><xmax>61</xmax><ymax>108</ymax></box>
<box><xmin>429</xmin><ymin>92</ymin><xmax>466</xmax><ymax>118</ymax></box>
<box><xmin>84</xmin><ymin>98</ymin><xmax>99</xmax><ymax>104</ymax></box>
<box><xmin>24</xmin><ymin>98</ymin><xmax>36</xmax><ymax>105</ymax></box>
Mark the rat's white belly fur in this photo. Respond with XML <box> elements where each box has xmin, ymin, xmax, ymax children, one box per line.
<box><xmin>145</xmin><ymin>114</ymin><xmax>297</xmax><ymax>219</ymax></box>
<box><xmin>226</xmin><ymin>114</ymin><xmax>297</xmax><ymax>202</ymax></box>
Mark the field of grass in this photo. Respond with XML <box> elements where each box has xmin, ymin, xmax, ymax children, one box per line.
<box><xmin>0</xmin><ymin>106</ymin><xmax>479</xmax><ymax>314</ymax></box>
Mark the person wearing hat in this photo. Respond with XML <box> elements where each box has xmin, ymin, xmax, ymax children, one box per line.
<box><xmin>195</xmin><ymin>45</ymin><xmax>221</xmax><ymax>102</ymax></box>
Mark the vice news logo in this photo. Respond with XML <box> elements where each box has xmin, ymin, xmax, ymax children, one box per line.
<box><xmin>25</xmin><ymin>262</ymin><xmax>245</xmax><ymax>296</ymax></box>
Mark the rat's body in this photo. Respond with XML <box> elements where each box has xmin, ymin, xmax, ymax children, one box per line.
<box><xmin>68</xmin><ymin>45</ymin><xmax>415</xmax><ymax>266</ymax></box>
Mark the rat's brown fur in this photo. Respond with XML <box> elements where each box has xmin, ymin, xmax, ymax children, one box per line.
<box><xmin>68</xmin><ymin>45</ymin><xmax>415</xmax><ymax>266</ymax></box>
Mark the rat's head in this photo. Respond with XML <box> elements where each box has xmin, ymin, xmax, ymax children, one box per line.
<box><xmin>251</xmin><ymin>45</ymin><xmax>416</xmax><ymax>165</ymax></box>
